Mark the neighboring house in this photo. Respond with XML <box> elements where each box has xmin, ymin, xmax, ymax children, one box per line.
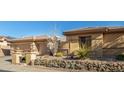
<box><xmin>10</xmin><ymin>36</ymin><xmax>49</xmax><ymax>56</ymax></box>
<box><xmin>63</xmin><ymin>27</ymin><xmax>124</xmax><ymax>57</ymax></box>
<box><xmin>0</xmin><ymin>36</ymin><xmax>11</xmax><ymax>56</ymax></box>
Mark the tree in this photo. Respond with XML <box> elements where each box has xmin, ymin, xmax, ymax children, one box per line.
<box><xmin>47</xmin><ymin>36</ymin><xmax>59</xmax><ymax>56</ymax></box>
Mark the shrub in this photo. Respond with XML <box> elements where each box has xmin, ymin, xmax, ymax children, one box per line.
<box><xmin>116</xmin><ymin>54</ymin><xmax>124</xmax><ymax>61</ymax></box>
<box><xmin>55</xmin><ymin>52</ymin><xmax>63</xmax><ymax>57</ymax></box>
<box><xmin>69</xmin><ymin>50</ymin><xmax>78</xmax><ymax>59</ymax></box>
<box><xmin>76</xmin><ymin>46</ymin><xmax>90</xmax><ymax>59</ymax></box>
<box><xmin>34</xmin><ymin>58</ymin><xmax>124</xmax><ymax>71</ymax></box>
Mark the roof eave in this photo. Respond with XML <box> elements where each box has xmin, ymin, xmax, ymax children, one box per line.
<box><xmin>10</xmin><ymin>38</ymin><xmax>48</xmax><ymax>43</ymax></box>
<box><xmin>63</xmin><ymin>27</ymin><xmax>124</xmax><ymax>36</ymax></box>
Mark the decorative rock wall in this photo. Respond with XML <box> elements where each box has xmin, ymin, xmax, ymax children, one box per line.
<box><xmin>34</xmin><ymin>58</ymin><xmax>124</xmax><ymax>72</ymax></box>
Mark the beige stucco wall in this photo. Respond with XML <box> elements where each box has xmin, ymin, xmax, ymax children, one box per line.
<box><xmin>64</xmin><ymin>33</ymin><xmax>103</xmax><ymax>57</ymax></box>
<box><xmin>36</xmin><ymin>42</ymin><xmax>48</xmax><ymax>55</ymax></box>
<box><xmin>66</xmin><ymin>35</ymin><xmax>79</xmax><ymax>53</ymax></box>
<box><xmin>64</xmin><ymin>32</ymin><xmax>124</xmax><ymax>57</ymax></box>
<box><xmin>91</xmin><ymin>33</ymin><xmax>103</xmax><ymax>57</ymax></box>
<box><xmin>11</xmin><ymin>41</ymin><xmax>49</xmax><ymax>56</ymax></box>
<box><xmin>103</xmin><ymin>49</ymin><xmax>124</xmax><ymax>56</ymax></box>
<box><xmin>103</xmin><ymin>33</ymin><xmax>124</xmax><ymax>48</ymax></box>
<box><xmin>0</xmin><ymin>41</ymin><xmax>10</xmax><ymax>57</ymax></box>
<box><xmin>103</xmin><ymin>33</ymin><xmax>124</xmax><ymax>56</ymax></box>
<box><xmin>11</xmin><ymin>42</ymin><xmax>31</xmax><ymax>51</ymax></box>
<box><xmin>60</xmin><ymin>41</ymin><xmax>69</xmax><ymax>49</ymax></box>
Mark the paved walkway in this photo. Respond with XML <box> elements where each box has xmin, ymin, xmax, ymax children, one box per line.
<box><xmin>0</xmin><ymin>56</ymin><xmax>75</xmax><ymax>72</ymax></box>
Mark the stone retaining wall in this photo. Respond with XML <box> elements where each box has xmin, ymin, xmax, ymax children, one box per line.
<box><xmin>34</xmin><ymin>58</ymin><xmax>124</xmax><ymax>72</ymax></box>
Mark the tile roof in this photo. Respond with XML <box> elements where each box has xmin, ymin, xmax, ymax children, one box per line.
<box><xmin>9</xmin><ymin>36</ymin><xmax>49</xmax><ymax>43</ymax></box>
<box><xmin>63</xmin><ymin>26</ymin><xmax>124</xmax><ymax>35</ymax></box>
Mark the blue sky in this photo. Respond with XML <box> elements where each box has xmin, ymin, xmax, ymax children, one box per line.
<box><xmin>0</xmin><ymin>21</ymin><xmax>124</xmax><ymax>38</ymax></box>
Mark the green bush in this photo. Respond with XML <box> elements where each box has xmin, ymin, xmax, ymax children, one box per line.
<box><xmin>116</xmin><ymin>54</ymin><xmax>124</xmax><ymax>61</ymax></box>
<box><xmin>76</xmin><ymin>46</ymin><xmax>90</xmax><ymax>59</ymax></box>
<box><xmin>55</xmin><ymin>52</ymin><xmax>63</xmax><ymax>57</ymax></box>
<box><xmin>69</xmin><ymin>50</ymin><xmax>78</xmax><ymax>59</ymax></box>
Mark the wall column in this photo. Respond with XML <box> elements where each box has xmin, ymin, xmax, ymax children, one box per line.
<box><xmin>25</xmin><ymin>42</ymin><xmax>37</xmax><ymax>65</ymax></box>
<box><xmin>12</xmin><ymin>49</ymin><xmax>22</xmax><ymax>64</ymax></box>
<box><xmin>25</xmin><ymin>52</ymin><xmax>37</xmax><ymax>65</ymax></box>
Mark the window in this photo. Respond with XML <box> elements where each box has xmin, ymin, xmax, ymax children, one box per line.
<box><xmin>79</xmin><ymin>36</ymin><xmax>91</xmax><ymax>48</ymax></box>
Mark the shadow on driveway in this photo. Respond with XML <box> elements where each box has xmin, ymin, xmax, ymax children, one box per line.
<box><xmin>0</xmin><ymin>69</ymin><xmax>13</xmax><ymax>72</ymax></box>
<box><xmin>5</xmin><ymin>59</ymin><xmax>12</xmax><ymax>63</ymax></box>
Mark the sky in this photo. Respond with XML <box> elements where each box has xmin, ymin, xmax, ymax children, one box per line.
<box><xmin>0</xmin><ymin>21</ymin><xmax>124</xmax><ymax>38</ymax></box>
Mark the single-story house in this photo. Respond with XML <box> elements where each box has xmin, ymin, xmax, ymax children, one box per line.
<box><xmin>63</xmin><ymin>27</ymin><xmax>124</xmax><ymax>57</ymax></box>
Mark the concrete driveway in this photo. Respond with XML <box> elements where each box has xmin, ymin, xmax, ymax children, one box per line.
<box><xmin>0</xmin><ymin>56</ymin><xmax>75</xmax><ymax>72</ymax></box>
